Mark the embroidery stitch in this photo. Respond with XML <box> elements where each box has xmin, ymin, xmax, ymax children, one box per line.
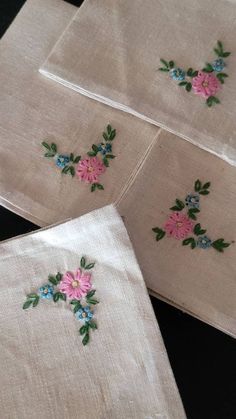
<box><xmin>22</xmin><ymin>257</ymin><xmax>98</xmax><ymax>345</ymax></box>
<box><xmin>152</xmin><ymin>180</ymin><xmax>232</xmax><ymax>252</ymax></box>
<box><xmin>158</xmin><ymin>41</ymin><xmax>231</xmax><ymax>106</ymax></box>
<box><xmin>42</xmin><ymin>124</ymin><xmax>116</xmax><ymax>192</ymax></box>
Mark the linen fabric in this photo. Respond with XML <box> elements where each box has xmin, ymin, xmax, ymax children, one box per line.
<box><xmin>118</xmin><ymin>130</ymin><xmax>236</xmax><ymax>337</ymax></box>
<box><xmin>0</xmin><ymin>205</ymin><xmax>186</xmax><ymax>419</ymax></box>
<box><xmin>41</xmin><ymin>0</ymin><xmax>236</xmax><ymax>165</ymax></box>
<box><xmin>0</xmin><ymin>0</ymin><xmax>158</xmax><ymax>227</ymax></box>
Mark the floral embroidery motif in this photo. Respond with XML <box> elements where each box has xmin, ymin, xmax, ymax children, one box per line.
<box><xmin>23</xmin><ymin>257</ymin><xmax>98</xmax><ymax>345</ymax></box>
<box><xmin>42</xmin><ymin>124</ymin><xmax>116</xmax><ymax>192</ymax></box>
<box><xmin>159</xmin><ymin>41</ymin><xmax>231</xmax><ymax>106</ymax></box>
<box><xmin>152</xmin><ymin>180</ymin><xmax>232</xmax><ymax>252</ymax></box>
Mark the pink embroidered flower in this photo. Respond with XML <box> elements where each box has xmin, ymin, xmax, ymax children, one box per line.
<box><xmin>76</xmin><ymin>157</ymin><xmax>105</xmax><ymax>183</ymax></box>
<box><xmin>164</xmin><ymin>212</ymin><xmax>194</xmax><ymax>240</ymax></box>
<box><xmin>59</xmin><ymin>269</ymin><xmax>92</xmax><ymax>300</ymax></box>
<box><xmin>192</xmin><ymin>71</ymin><xmax>220</xmax><ymax>98</ymax></box>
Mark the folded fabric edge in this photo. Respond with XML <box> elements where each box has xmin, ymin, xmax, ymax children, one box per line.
<box><xmin>39</xmin><ymin>69</ymin><xmax>236</xmax><ymax>167</ymax></box>
<box><xmin>148</xmin><ymin>289</ymin><xmax>236</xmax><ymax>339</ymax></box>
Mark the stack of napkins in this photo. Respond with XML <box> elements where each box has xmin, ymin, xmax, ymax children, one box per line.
<box><xmin>0</xmin><ymin>205</ymin><xmax>185</xmax><ymax>418</ymax></box>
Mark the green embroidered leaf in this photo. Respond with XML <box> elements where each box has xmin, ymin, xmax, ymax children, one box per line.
<box><xmin>192</xmin><ymin>70</ymin><xmax>198</xmax><ymax>77</ymax></box>
<box><xmin>51</xmin><ymin>143</ymin><xmax>57</xmax><ymax>153</ymax></box>
<box><xmin>85</xmin><ymin>263</ymin><xmax>95</xmax><ymax>270</ymax></box>
<box><xmin>102</xmin><ymin>132</ymin><xmax>109</xmax><ymax>141</ymax></box>
<box><xmin>179</xmin><ymin>81</ymin><xmax>188</xmax><ymax>86</ymax></box>
<box><xmin>103</xmin><ymin>157</ymin><xmax>109</xmax><ymax>167</ymax></box>
<box><xmin>88</xmin><ymin>320</ymin><xmax>97</xmax><ymax>329</ymax></box>
<box><xmin>160</xmin><ymin>59</ymin><xmax>169</xmax><ymax>68</ymax></box>
<box><xmin>80</xmin><ymin>256</ymin><xmax>86</xmax><ymax>268</ymax></box>
<box><xmin>194</xmin><ymin>179</ymin><xmax>202</xmax><ymax>192</ymax></box>
<box><xmin>27</xmin><ymin>293</ymin><xmax>39</xmax><ymax>299</ymax></box>
<box><xmin>169</xmin><ymin>60</ymin><xmax>175</xmax><ymax>68</ymax></box>
<box><xmin>202</xmin><ymin>63</ymin><xmax>214</xmax><ymax>73</ymax></box>
<box><xmin>170</xmin><ymin>199</ymin><xmax>185</xmax><ymax>211</ymax></box>
<box><xmin>44</xmin><ymin>152</ymin><xmax>55</xmax><ymax>158</ymax></box>
<box><xmin>80</xmin><ymin>325</ymin><xmax>88</xmax><ymax>335</ymax></box>
<box><xmin>222</xmin><ymin>52</ymin><xmax>231</xmax><ymax>57</ymax></box>
<box><xmin>92</xmin><ymin>144</ymin><xmax>98</xmax><ymax>153</ymax></box>
<box><xmin>216</xmin><ymin>73</ymin><xmax>228</xmax><ymax>84</ymax></box>
<box><xmin>86</xmin><ymin>298</ymin><xmax>99</xmax><ymax>305</ymax></box>
<box><xmin>91</xmin><ymin>183</ymin><xmax>97</xmax><ymax>192</ymax></box>
<box><xmin>32</xmin><ymin>296</ymin><xmax>40</xmax><ymax>307</ymax></box>
<box><xmin>53</xmin><ymin>292</ymin><xmax>61</xmax><ymax>302</ymax></box>
<box><xmin>73</xmin><ymin>155</ymin><xmax>81</xmax><ymax>163</ymax></box>
<box><xmin>214</xmin><ymin>48</ymin><xmax>220</xmax><ymax>57</ymax></box>
<box><xmin>182</xmin><ymin>237</ymin><xmax>196</xmax><ymax>249</ymax></box>
<box><xmin>69</xmin><ymin>166</ymin><xmax>75</xmax><ymax>177</ymax></box>
<box><xmin>194</xmin><ymin>223</ymin><xmax>207</xmax><ymax>236</ymax></box>
<box><xmin>187</xmin><ymin>68</ymin><xmax>193</xmax><ymax>76</ymax></box>
<box><xmin>61</xmin><ymin>165</ymin><xmax>70</xmax><ymax>174</ymax></box>
<box><xmin>159</xmin><ymin>68</ymin><xmax>169</xmax><ymax>72</ymax></box>
<box><xmin>106</xmin><ymin>154</ymin><xmax>115</xmax><ymax>159</ymax></box>
<box><xmin>211</xmin><ymin>238</ymin><xmax>231</xmax><ymax>252</ymax></box>
<box><xmin>188</xmin><ymin>208</ymin><xmax>200</xmax><ymax>220</ymax></box>
<box><xmin>152</xmin><ymin>227</ymin><xmax>166</xmax><ymax>241</ymax></box>
<box><xmin>206</xmin><ymin>96</ymin><xmax>220</xmax><ymax>107</ymax></box>
<box><xmin>217</xmin><ymin>40</ymin><xmax>223</xmax><ymax>51</ymax></box>
<box><xmin>48</xmin><ymin>275</ymin><xmax>57</xmax><ymax>285</ymax></box>
<box><xmin>107</xmin><ymin>124</ymin><xmax>112</xmax><ymax>135</ymax></box>
<box><xmin>56</xmin><ymin>272</ymin><xmax>63</xmax><ymax>283</ymax></box>
<box><xmin>86</xmin><ymin>290</ymin><xmax>96</xmax><ymax>298</ymax></box>
<box><xmin>23</xmin><ymin>300</ymin><xmax>33</xmax><ymax>310</ymax></box>
<box><xmin>202</xmin><ymin>182</ymin><xmax>211</xmax><ymax>190</ymax></box>
<box><xmin>70</xmin><ymin>300</ymin><xmax>83</xmax><ymax>313</ymax></box>
<box><xmin>199</xmin><ymin>190</ymin><xmax>210</xmax><ymax>195</ymax></box>
<box><xmin>96</xmin><ymin>183</ymin><xmax>104</xmax><ymax>190</ymax></box>
<box><xmin>109</xmin><ymin>129</ymin><xmax>116</xmax><ymax>140</ymax></box>
<box><xmin>59</xmin><ymin>292</ymin><xmax>66</xmax><ymax>301</ymax></box>
<box><xmin>185</xmin><ymin>82</ymin><xmax>192</xmax><ymax>92</ymax></box>
<box><xmin>41</xmin><ymin>141</ymin><xmax>50</xmax><ymax>150</ymax></box>
<box><xmin>87</xmin><ymin>151</ymin><xmax>97</xmax><ymax>157</ymax></box>
<box><xmin>70</xmin><ymin>153</ymin><xmax>74</xmax><ymax>162</ymax></box>
<box><xmin>82</xmin><ymin>332</ymin><xmax>90</xmax><ymax>346</ymax></box>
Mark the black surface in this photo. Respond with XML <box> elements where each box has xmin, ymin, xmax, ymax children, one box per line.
<box><xmin>0</xmin><ymin>2</ymin><xmax>235</xmax><ymax>418</ymax></box>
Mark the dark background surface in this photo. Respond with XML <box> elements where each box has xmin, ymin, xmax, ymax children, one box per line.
<box><xmin>0</xmin><ymin>1</ymin><xmax>235</xmax><ymax>418</ymax></box>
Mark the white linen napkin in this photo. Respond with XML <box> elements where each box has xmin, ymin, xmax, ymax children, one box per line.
<box><xmin>0</xmin><ymin>204</ymin><xmax>185</xmax><ymax>419</ymax></box>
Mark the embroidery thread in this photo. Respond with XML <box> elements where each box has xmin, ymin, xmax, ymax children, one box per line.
<box><xmin>159</xmin><ymin>41</ymin><xmax>231</xmax><ymax>107</ymax></box>
<box><xmin>42</xmin><ymin>124</ymin><xmax>116</xmax><ymax>192</ymax></box>
<box><xmin>152</xmin><ymin>180</ymin><xmax>231</xmax><ymax>252</ymax></box>
<box><xmin>22</xmin><ymin>257</ymin><xmax>98</xmax><ymax>345</ymax></box>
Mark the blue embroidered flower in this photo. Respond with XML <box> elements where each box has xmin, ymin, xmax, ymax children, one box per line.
<box><xmin>212</xmin><ymin>58</ymin><xmax>225</xmax><ymax>72</ymax></box>
<box><xmin>97</xmin><ymin>143</ymin><xmax>112</xmax><ymax>155</ymax></box>
<box><xmin>185</xmin><ymin>194</ymin><xmax>200</xmax><ymax>209</ymax></box>
<box><xmin>197</xmin><ymin>236</ymin><xmax>212</xmax><ymax>249</ymax></box>
<box><xmin>76</xmin><ymin>306</ymin><xmax>93</xmax><ymax>322</ymax></box>
<box><xmin>170</xmin><ymin>68</ymin><xmax>185</xmax><ymax>81</ymax></box>
<box><xmin>39</xmin><ymin>284</ymin><xmax>54</xmax><ymax>299</ymax></box>
<box><xmin>56</xmin><ymin>155</ymin><xmax>70</xmax><ymax>168</ymax></box>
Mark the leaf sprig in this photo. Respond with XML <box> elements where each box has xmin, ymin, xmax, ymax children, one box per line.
<box><xmin>158</xmin><ymin>59</ymin><xmax>175</xmax><ymax>72</ymax></box>
<box><xmin>42</xmin><ymin>141</ymin><xmax>57</xmax><ymax>158</ymax></box>
<box><xmin>23</xmin><ymin>293</ymin><xmax>39</xmax><ymax>309</ymax></box>
<box><xmin>214</xmin><ymin>40</ymin><xmax>231</xmax><ymax>58</ymax></box>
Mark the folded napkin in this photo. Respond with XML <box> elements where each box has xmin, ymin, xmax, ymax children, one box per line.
<box><xmin>0</xmin><ymin>0</ymin><xmax>158</xmax><ymax>227</ymax></box>
<box><xmin>0</xmin><ymin>204</ymin><xmax>185</xmax><ymax>419</ymax></box>
<box><xmin>41</xmin><ymin>0</ymin><xmax>236</xmax><ymax>165</ymax></box>
<box><xmin>118</xmin><ymin>130</ymin><xmax>236</xmax><ymax>337</ymax></box>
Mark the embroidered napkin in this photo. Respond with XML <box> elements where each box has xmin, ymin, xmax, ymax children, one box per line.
<box><xmin>0</xmin><ymin>204</ymin><xmax>185</xmax><ymax>419</ymax></box>
<box><xmin>118</xmin><ymin>130</ymin><xmax>236</xmax><ymax>337</ymax></box>
<box><xmin>41</xmin><ymin>0</ymin><xmax>236</xmax><ymax>165</ymax></box>
<box><xmin>0</xmin><ymin>0</ymin><xmax>158</xmax><ymax>227</ymax></box>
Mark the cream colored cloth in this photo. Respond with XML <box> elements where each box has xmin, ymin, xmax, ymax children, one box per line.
<box><xmin>0</xmin><ymin>205</ymin><xmax>185</xmax><ymax>419</ymax></box>
<box><xmin>118</xmin><ymin>130</ymin><xmax>236</xmax><ymax>337</ymax></box>
<box><xmin>0</xmin><ymin>0</ymin><xmax>158</xmax><ymax>227</ymax></box>
<box><xmin>41</xmin><ymin>0</ymin><xmax>236</xmax><ymax>165</ymax></box>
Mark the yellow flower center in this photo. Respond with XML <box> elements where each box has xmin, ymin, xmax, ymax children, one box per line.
<box><xmin>88</xmin><ymin>166</ymin><xmax>94</xmax><ymax>173</ymax></box>
<box><xmin>82</xmin><ymin>312</ymin><xmax>87</xmax><ymax>318</ymax></box>
<box><xmin>202</xmin><ymin>81</ymin><xmax>209</xmax><ymax>87</ymax></box>
<box><xmin>72</xmin><ymin>280</ymin><xmax>79</xmax><ymax>288</ymax></box>
<box><xmin>176</xmin><ymin>222</ymin><xmax>183</xmax><ymax>228</ymax></box>
<box><xmin>43</xmin><ymin>288</ymin><xmax>48</xmax><ymax>294</ymax></box>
